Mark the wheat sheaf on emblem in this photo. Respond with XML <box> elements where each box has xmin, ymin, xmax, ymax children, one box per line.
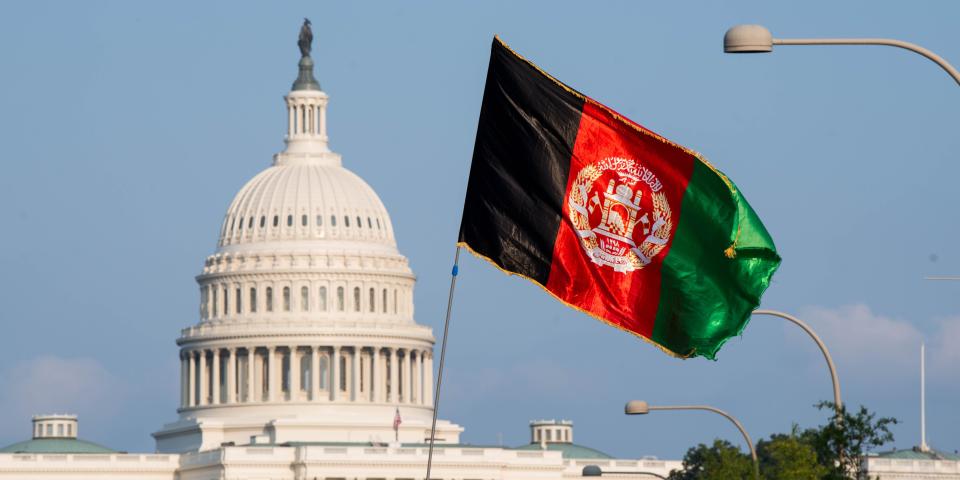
<box><xmin>567</xmin><ymin>158</ymin><xmax>673</xmax><ymax>272</ymax></box>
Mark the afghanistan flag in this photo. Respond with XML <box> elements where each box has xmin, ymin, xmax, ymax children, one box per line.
<box><xmin>458</xmin><ymin>37</ymin><xmax>781</xmax><ymax>359</ymax></box>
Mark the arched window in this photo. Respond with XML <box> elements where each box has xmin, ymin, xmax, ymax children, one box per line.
<box><xmin>393</xmin><ymin>289</ymin><xmax>398</xmax><ymax>314</ymax></box>
<box><xmin>369</xmin><ymin>288</ymin><xmax>375</xmax><ymax>312</ymax></box>
<box><xmin>273</xmin><ymin>215</ymin><xmax>279</xmax><ymax>227</ymax></box>
<box><xmin>248</xmin><ymin>217</ymin><xmax>254</xmax><ymax>229</ymax></box>
<box><xmin>235</xmin><ymin>288</ymin><xmax>242</xmax><ymax>314</ymax></box>
<box><xmin>353</xmin><ymin>287</ymin><xmax>361</xmax><ymax>312</ymax></box>
<box><xmin>316</xmin><ymin>214</ymin><xmax>323</xmax><ymax>226</ymax></box>
<box><xmin>345</xmin><ymin>216</ymin><xmax>350</xmax><ymax>227</ymax></box>
<box><xmin>301</xmin><ymin>286</ymin><xmax>309</xmax><ymax>311</ymax></box>
<box><xmin>340</xmin><ymin>355</ymin><xmax>347</xmax><ymax>391</ymax></box>
<box><xmin>319</xmin><ymin>286</ymin><xmax>327</xmax><ymax>311</ymax></box>
<box><xmin>318</xmin><ymin>355</ymin><xmax>328</xmax><ymax>389</ymax></box>
<box><xmin>237</xmin><ymin>217</ymin><xmax>242</xmax><ymax>230</ymax></box>
<box><xmin>283</xmin><ymin>287</ymin><xmax>291</xmax><ymax>312</ymax></box>
<box><xmin>223</xmin><ymin>286</ymin><xmax>229</xmax><ymax>315</ymax></box>
<box><xmin>331</xmin><ymin>215</ymin><xmax>337</xmax><ymax>226</ymax></box>
<box><xmin>337</xmin><ymin>287</ymin><xmax>344</xmax><ymax>311</ymax></box>
<box><xmin>287</xmin><ymin>215</ymin><xmax>293</xmax><ymax>227</ymax></box>
<box><xmin>260</xmin><ymin>216</ymin><xmax>266</xmax><ymax>228</ymax></box>
<box><xmin>281</xmin><ymin>354</ymin><xmax>290</xmax><ymax>392</ymax></box>
<box><xmin>357</xmin><ymin>216</ymin><xmax>362</xmax><ymax>228</ymax></box>
<box><xmin>367</xmin><ymin>217</ymin><xmax>372</xmax><ymax>228</ymax></box>
<box><xmin>250</xmin><ymin>287</ymin><xmax>258</xmax><ymax>313</ymax></box>
<box><xmin>382</xmin><ymin>289</ymin><xmax>387</xmax><ymax>313</ymax></box>
<box><xmin>212</xmin><ymin>287</ymin><xmax>218</xmax><ymax>316</ymax></box>
<box><xmin>301</xmin><ymin>214</ymin><xmax>307</xmax><ymax>226</ymax></box>
<box><xmin>266</xmin><ymin>287</ymin><xmax>274</xmax><ymax>312</ymax></box>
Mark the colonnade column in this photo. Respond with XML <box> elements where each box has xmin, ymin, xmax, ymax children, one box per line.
<box><xmin>330</xmin><ymin>346</ymin><xmax>340</xmax><ymax>401</ymax></box>
<box><xmin>425</xmin><ymin>352</ymin><xmax>434</xmax><ymax>407</ymax></box>
<box><xmin>246</xmin><ymin>347</ymin><xmax>257</xmax><ymax>403</ymax></box>
<box><xmin>226</xmin><ymin>348</ymin><xmax>236</xmax><ymax>404</ymax></box>
<box><xmin>311</xmin><ymin>346</ymin><xmax>320</xmax><ymax>401</ymax></box>
<box><xmin>188</xmin><ymin>351</ymin><xmax>197</xmax><ymax>407</ymax></box>
<box><xmin>211</xmin><ymin>349</ymin><xmax>221</xmax><ymax>405</ymax></box>
<box><xmin>372</xmin><ymin>347</ymin><xmax>381</xmax><ymax>403</ymax></box>
<box><xmin>388</xmin><ymin>348</ymin><xmax>398</xmax><ymax>403</ymax></box>
<box><xmin>402</xmin><ymin>350</ymin><xmax>412</xmax><ymax>404</ymax></box>
<box><xmin>350</xmin><ymin>346</ymin><xmax>361</xmax><ymax>401</ymax></box>
<box><xmin>290</xmin><ymin>347</ymin><xmax>300</xmax><ymax>401</ymax></box>
<box><xmin>267</xmin><ymin>346</ymin><xmax>278</xmax><ymax>402</ymax></box>
<box><xmin>179</xmin><ymin>354</ymin><xmax>187</xmax><ymax>408</ymax></box>
<box><xmin>413</xmin><ymin>350</ymin><xmax>421</xmax><ymax>404</ymax></box>
<box><xmin>199</xmin><ymin>351</ymin><xmax>208</xmax><ymax>406</ymax></box>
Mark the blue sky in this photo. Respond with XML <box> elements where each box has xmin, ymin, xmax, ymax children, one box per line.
<box><xmin>0</xmin><ymin>0</ymin><xmax>958</xmax><ymax>460</ymax></box>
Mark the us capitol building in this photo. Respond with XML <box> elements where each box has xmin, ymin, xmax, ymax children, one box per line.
<box><xmin>0</xmin><ymin>27</ymin><xmax>682</xmax><ymax>480</ymax></box>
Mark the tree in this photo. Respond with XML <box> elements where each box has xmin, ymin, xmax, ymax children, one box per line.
<box><xmin>801</xmin><ymin>402</ymin><xmax>898</xmax><ymax>479</ymax></box>
<box><xmin>668</xmin><ymin>439</ymin><xmax>753</xmax><ymax>480</ymax></box>
<box><xmin>757</xmin><ymin>426</ymin><xmax>827</xmax><ymax>480</ymax></box>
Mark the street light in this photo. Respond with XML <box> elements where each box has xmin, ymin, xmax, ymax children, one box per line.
<box><xmin>723</xmin><ymin>24</ymin><xmax>960</xmax><ymax>86</ymax></box>
<box><xmin>582</xmin><ymin>465</ymin><xmax>667</xmax><ymax>479</ymax></box>
<box><xmin>625</xmin><ymin>400</ymin><xmax>758</xmax><ymax>480</ymax></box>
<box><xmin>752</xmin><ymin>310</ymin><xmax>842</xmax><ymax>413</ymax></box>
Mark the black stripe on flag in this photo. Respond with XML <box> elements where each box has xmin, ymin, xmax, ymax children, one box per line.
<box><xmin>458</xmin><ymin>38</ymin><xmax>585</xmax><ymax>285</ymax></box>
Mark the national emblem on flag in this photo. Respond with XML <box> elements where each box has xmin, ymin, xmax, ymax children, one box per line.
<box><xmin>457</xmin><ymin>37</ymin><xmax>781</xmax><ymax>360</ymax></box>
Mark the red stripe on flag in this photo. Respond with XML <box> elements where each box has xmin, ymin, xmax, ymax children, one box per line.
<box><xmin>545</xmin><ymin>101</ymin><xmax>694</xmax><ymax>338</ymax></box>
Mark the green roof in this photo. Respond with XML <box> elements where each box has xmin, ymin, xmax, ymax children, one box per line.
<box><xmin>514</xmin><ymin>442</ymin><xmax>614</xmax><ymax>459</ymax></box>
<box><xmin>0</xmin><ymin>438</ymin><xmax>115</xmax><ymax>454</ymax></box>
<box><xmin>874</xmin><ymin>447</ymin><xmax>960</xmax><ymax>461</ymax></box>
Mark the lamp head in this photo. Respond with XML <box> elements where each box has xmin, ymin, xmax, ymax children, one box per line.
<box><xmin>625</xmin><ymin>400</ymin><xmax>650</xmax><ymax>415</ymax></box>
<box><xmin>582</xmin><ymin>465</ymin><xmax>603</xmax><ymax>477</ymax></box>
<box><xmin>724</xmin><ymin>24</ymin><xmax>773</xmax><ymax>53</ymax></box>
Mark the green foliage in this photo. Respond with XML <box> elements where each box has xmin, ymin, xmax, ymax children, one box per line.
<box><xmin>804</xmin><ymin>402</ymin><xmax>898</xmax><ymax>479</ymax></box>
<box><xmin>667</xmin><ymin>403</ymin><xmax>897</xmax><ymax>480</ymax></box>
<box><xmin>757</xmin><ymin>426</ymin><xmax>827</xmax><ymax>479</ymax></box>
<box><xmin>667</xmin><ymin>439</ymin><xmax>753</xmax><ymax>480</ymax></box>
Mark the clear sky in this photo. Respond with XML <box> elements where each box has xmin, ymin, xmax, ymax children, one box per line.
<box><xmin>0</xmin><ymin>0</ymin><xmax>958</xmax><ymax>460</ymax></box>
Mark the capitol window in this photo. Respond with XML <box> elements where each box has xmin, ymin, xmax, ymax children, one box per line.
<box><xmin>287</xmin><ymin>215</ymin><xmax>293</xmax><ymax>227</ymax></box>
<box><xmin>377</xmin><ymin>218</ymin><xmax>381</xmax><ymax>230</ymax></box>
<box><xmin>248</xmin><ymin>216</ymin><xmax>253</xmax><ymax>229</ymax></box>
<box><xmin>318</xmin><ymin>355</ymin><xmax>328</xmax><ymax>389</ymax></box>
<box><xmin>393</xmin><ymin>289</ymin><xmax>398</xmax><ymax>314</ymax></box>
<box><xmin>235</xmin><ymin>288</ymin><xmax>242</xmax><ymax>314</ymax></box>
<box><xmin>336</xmin><ymin>287</ymin><xmax>344</xmax><ymax>311</ymax></box>
<box><xmin>353</xmin><ymin>287</ymin><xmax>360</xmax><ymax>312</ymax></box>
<box><xmin>382</xmin><ymin>289</ymin><xmax>387</xmax><ymax>313</ymax></box>
<box><xmin>345</xmin><ymin>216</ymin><xmax>350</xmax><ymax>227</ymax></box>
<box><xmin>319</xmin><ymin>286</ymin><xmax>327</xmax><ymax>311</ymax></box>
<box><xmin>357</xmin><ymin>216</ymin><xmax>362</xmax><ymax>228</ymax></box>
<box><xmin>223</xmin><ymin>286</ymin><xmax>229</xmax><ymax>315</ymax></box>
<box><xmin>260</xmin><ymin>216</ymin><xmax>266</xmax><ymax>228</ymax></box>
<box><xmin>301</xmin><ymin>214</ymin><xmax>308</xmax><ymax>227</ymax></box>
<box><xmin>250</xmin><ymin>287</ymin><xmax>258</xmax><ymax>313</ymax></box>
<box><xmin>316</xmin><ymin>214</ymin><xmax>323</xmax><ymax>226</ymax></box>
<box><xmin>369</xmin><ymin>288</ymin><xmax>375</xmax><ymax>312</ymax></box>
<box><xmin>368</xmin><ymin>217</ymin><xmax>372</xmax><ymax>228</ymax></box>
<box><xmin>212</xmin><ymin>288</ymin><xmax>218</xmax><ymax>316</ymax></box>
<box><xmin>331</xmin><ymin>215</ymin><xmax>337</xmax><ymax>226</ymax></box>
<box><xmin>283</xmin><ymin>287</ymin><xmax>291</xmax><ymax>312</ymax></box>
<box><xmin>273</xmin><ymin>215</ymin><xmax>279</xmax><ymax>227</ymax></box>
<box><xmin>301</xmin><ymin>286</ymin><xmax>309</xmax><ymax>311</ymax></box>
<box><xmin>266</xmin><ymin>287</ymin><xmax>274</xmax><ymax>312</ymax></box>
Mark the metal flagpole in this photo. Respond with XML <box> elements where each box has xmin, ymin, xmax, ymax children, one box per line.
<box><xmin>425</xmin><ymin>246</ymin><xmax>462</xmax><ymax>480</ymax></box>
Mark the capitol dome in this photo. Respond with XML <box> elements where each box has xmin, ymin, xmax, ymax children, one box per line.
<box><xmin>153</xmin><ymin>36</ymin><xmax>461</xmax><ymax>454</ymax></box>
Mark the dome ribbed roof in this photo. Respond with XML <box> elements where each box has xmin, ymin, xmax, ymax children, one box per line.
<box><xmin>0</xmin><ymin>438</ymin><xmax>115</xmax><ymax>454</ymax></box>
<box><xmin>217</xmin><ymin>162</ymin><xmax>396</xmax><ymax>250</ymax></box>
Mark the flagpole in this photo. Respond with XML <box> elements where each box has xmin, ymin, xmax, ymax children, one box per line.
<box><xmin>425</xmin><ymin>246</ymin><xmax>461</xmax><ymax>480</ymax></box>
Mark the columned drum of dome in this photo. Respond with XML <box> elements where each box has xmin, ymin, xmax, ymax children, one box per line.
<box><xmin>152</xmin><ymin>30</ymin><xmax>462</xmax><ymax>454</ymax></box>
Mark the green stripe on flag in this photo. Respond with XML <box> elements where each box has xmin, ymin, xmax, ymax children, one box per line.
<box><xmin>650</xmin><ymin>159</ymin><xmax>780</xmax><ymax>359</ymax></box>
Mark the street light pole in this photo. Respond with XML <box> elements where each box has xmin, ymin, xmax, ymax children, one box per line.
<box><xmin>723</xmin><ymin>24</ymin><xmax>960</xmax><ymax>86</ymax></box>
<box><xmin>625</xmin><ymin>401</ymin><xmax>759</xmax><ymax>480</ymax></box>
<box><xmin>752</xmin><ymin>310</ymin><xmax>842</xmax><ymax>413</ymax></box>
